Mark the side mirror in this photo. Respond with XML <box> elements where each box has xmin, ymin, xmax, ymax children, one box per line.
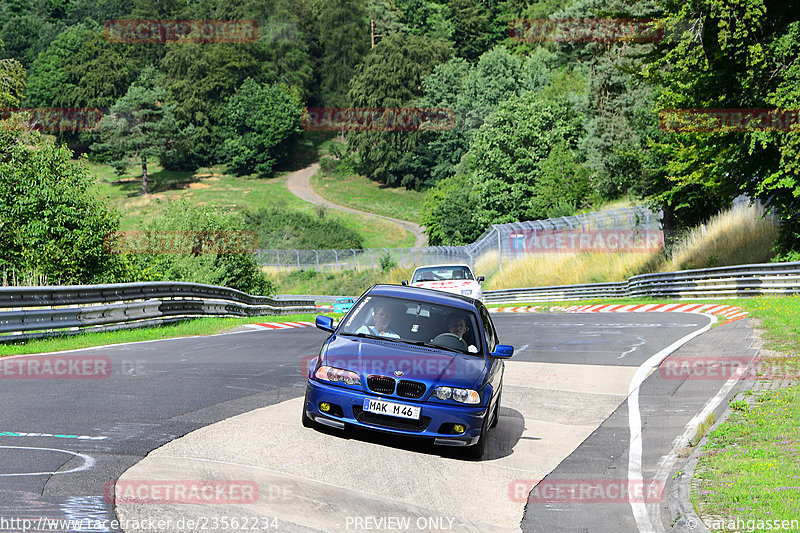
<box><xmin>477</xmin><ymin>276</ymin><xmax>485</xmax><ymax>282</ymax></box>
<box><xmin>401</xmin><ymin>280</ymin><xmax>408</xmax><ymax>286</ymax></box>
<box><xmin>315</xmin><ymin>315</ymin><xmax>334</xmax><ymax>333</ymax></box>
<box><xmin>490</xmin><ymin>344</ymin><xmax>514</xmax><ymax>359</ymax></box>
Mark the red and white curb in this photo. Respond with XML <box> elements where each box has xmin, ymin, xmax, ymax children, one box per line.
<box><xmin>491</xmin><ymin>306</ymin><xmax>542</xmax><ymax>313</ymax></box>
<box><xmin>244</xmin><ymin>321</ymin><xmax>316</xmax><ymax>331</ymax></box>
<box><xmin>490</xmin><ymin>303</ymin><xmax>747</xmax><ymax>322</ymax></box>
<box><xmin>315</xmin><ymin>304</ymin><xmax>333</xmax><ymax>310</ymax></box>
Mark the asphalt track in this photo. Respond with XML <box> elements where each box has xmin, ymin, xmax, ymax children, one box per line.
<box><xmin>0</xmin><ymin>312</ymin><xmax>755</xmax><ymax>532</ymax></box>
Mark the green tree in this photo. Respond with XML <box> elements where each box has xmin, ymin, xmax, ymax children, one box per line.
<box><xmin>407</xmin><ymin>46</ymin><xmax>558</xmax><ymax>189</ymax></box>
<box><xmin>445</xmin><ymin>0</ymin><xmax>495</xmax><ymax>60</ymax></box>
<box><xmin>0</xmin><ymin>57</ymin><xmax>25</xmax><ymax>107</ymax></box>
<box><xmin>396</xmin><ymin>0</ymin><xmax>454</xmax><ymax>41</ymax></box>
<box><xmin>420</xmin><ymin>173</ymin><xmax>480</xmax><ymax>245</ymax></box>
<box><xmin>0</xmin><ymin>15</ymin><xmax>62</xmax><ymax>68</ymax></box>
<box><xmin>0</xmin><ymin>117</ymin><xmax>124</xmax><ymax>284</ymax></box>
<box><xmin>641</xmin><ymin>0</ymin><xmax>800</xmax><ymax>244</ymax></box>
<box><xmin>160</xmin><ymin>40</ymin><xmax>275</xmax><ymax>167</ymax></box>
<box><xmin>346</xmin><ymin>32</ymin><xmax>451</xmax><ymax>186</ymax></box>
<box><xmin>218</xmin><ymin>78</ymin><xmax>304</xmax><ymax>177</ymax></box>
<box><xmin>91</xmin><ymin>67</ymin><xmax>180</xmax><ymax>196</ymax></box>
<box><xmin>317</xmin><ymin>0</ymin><xmax>369</xmax><ymax>106</ymax></box>
<box><xmin>26</xmin><ymin>23</ymin><xmax>132</xmax><ymax>109</ymax></box>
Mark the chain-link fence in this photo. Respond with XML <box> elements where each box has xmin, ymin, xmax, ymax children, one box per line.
<box><xmin>256</xmin><ymin>206</ymin><xmax>662</xmax><ymax>274</ymax></box>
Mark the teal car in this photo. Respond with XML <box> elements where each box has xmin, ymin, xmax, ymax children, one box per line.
<box><xmin>333</xmin><ymin>298</ymin><xmax>355</xmax><ymax>313</ymax></box>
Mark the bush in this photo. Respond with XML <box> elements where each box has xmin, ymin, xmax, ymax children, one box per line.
<box><xmin>121</xmin><ymin>199</ymin><xmax>275</xmax><ymax>295</ymax></box>
<box><xmin>245</xmin><ymin>204</ymin><xmax>363</xmax><ymax>250</ymax></box>
<box><xmin>0</xmin><ymin>117</ymin><xmax>127</xmax><ymax>284</ymax></box>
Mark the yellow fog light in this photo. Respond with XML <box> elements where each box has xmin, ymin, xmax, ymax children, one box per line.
<box><xmin>453</xmin><ymin>424</ymin><xmax>465</xmax><ymax>434</ymax></box>
<box><xmin>320</xmin><ymin>402</ymin><xmax>331</xmax><ymax>412</ymax></box>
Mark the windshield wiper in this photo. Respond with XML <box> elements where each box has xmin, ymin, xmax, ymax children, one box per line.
<box><xmin>339</xmin><ymin>332</ymin><xmax>386</xmax><ymax>341</ymax></box>
<box><xmin>340</xmin><ymin>333</ymin><xmax>476</xmax><ymax>355</ymax></box>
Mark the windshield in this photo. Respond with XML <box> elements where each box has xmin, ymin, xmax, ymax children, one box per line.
<box><xmin>339</xmin><ymin>295</ymin><xmax>482</xmax><ymax>355</ymax></box>
<box><xmin>411</xmin><ymin>266</ymin><xmax>475</xmax><ymax>283</ymax></box>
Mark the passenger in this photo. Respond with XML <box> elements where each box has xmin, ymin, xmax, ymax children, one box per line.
<box><xmin>356</xmin><ymin>304</ymin><xmax>400</xmax><ymax>338</ymax></box>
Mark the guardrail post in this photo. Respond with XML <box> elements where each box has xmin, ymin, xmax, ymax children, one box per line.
<box><xmin>295</xmin><ymin>249</ymin><xmax>300</xmax><ymax>269</ymax></box>
<box><xmin>314</xmin><ymin>250</ymin><xmax>319</xmax><ymax>272</ymax></box>
<box><xmin>351</xmin><ymin>249</ymin><xmax>357</xmax><ymax>271</ymax></box>
<box><xmin>274</xmin><ymin>249</ymin><xmax>280</xmax><ymax>272</ymax></box>
<box><xmin>333</xmin><ymin>250</ymin><xmax>339</xmax><ymax>271</ymax></box>
<box><xmin>370</xmin><ymin>249</ymin><xmax>374</xmax><ymax>269</ymax></box>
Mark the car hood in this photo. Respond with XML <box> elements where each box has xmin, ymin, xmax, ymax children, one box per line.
<box><xmin>321</xmin><ymin>334</ymin><xmax>486</xmax><ymax>389</ymax></box>
<box><xmin>411</xmin><ymin>279</ymin><xmax>480</xmax><ymax>292</ymax></box>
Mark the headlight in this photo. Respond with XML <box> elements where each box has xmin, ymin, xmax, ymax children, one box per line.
<box><xmin>433</xmin><ymin>386</ymin><xmax>480</xmax><ymax>404</ymax></box>
<box><xmin>315</xmin><ymin>365</ymin><xmax>361</xmax><ymax>386</ymax></box>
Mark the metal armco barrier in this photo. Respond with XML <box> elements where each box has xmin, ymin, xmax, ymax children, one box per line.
<box><xmin>0</xmin><ymin>282</ymin><xmax>315</xmax><ymax>342</ymax></box>
<box><xmin>484</xmin><ymin>261</ymin><xmax>800</xmax><ymax>303</ymax></box>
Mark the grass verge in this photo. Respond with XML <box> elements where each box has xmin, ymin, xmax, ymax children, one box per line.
<box><xmin>693</xmin><ymin>295</ymin><xmax>800</xmax><ymax>525</ymax></box>
<box><xmin>0</xmin><ymin>312</ymin><xmax>330</xmax><ymax>358</ymax></box>
<box><xmin>311</xmin><ymin>162</ymin><xmax>426</xmax><ymax>223</ymax></box>
<box><xmin>89</xmin><ymin>160</ymin><xmax>413</xmax><ymax>248</ymax></box>
<box><xmin>691</xmin><ymin>386</ymin><xmax>800</xmax><ymax>525</ymax></box>
<box><xmin>272</xmin><ymin>265</ymin><xmax>415</xmax><ymax>296</ymax></box>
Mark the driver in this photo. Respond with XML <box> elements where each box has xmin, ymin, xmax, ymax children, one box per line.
<box><xmin>447</xmin><ymin>315</ymin><xmax>468</xmax><ymax>342</ymax></box>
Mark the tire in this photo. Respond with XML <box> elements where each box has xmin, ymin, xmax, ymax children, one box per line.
<box><xmin>463</xmin><ymin>409</ymin><xmax>489</xmax><ymax>460</ymax></box>
<box><xmin>301</xmin><ymin>393</ymin><xmax>315</xmax><ymax>428</ymax></box>
<box><xmin>490</xmin><ymin>389</ymin><xmax>501</xmax><ymax>429</ymax></box>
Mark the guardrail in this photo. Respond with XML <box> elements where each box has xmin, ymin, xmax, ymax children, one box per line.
<box><xmin>484</xmin><ymin>261</ymin><xmax>800</xmax><ymax>303</ymax></box>
<box><xmin>0</xmin><ymin>282</ymin><xmax>315</xmax><ymax>342</ymax></box>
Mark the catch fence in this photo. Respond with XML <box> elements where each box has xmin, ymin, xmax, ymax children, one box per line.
<box><xmin>257</xmin><ymin>206</ymin><xmax>662</xmax><ymax>275</ymax></box>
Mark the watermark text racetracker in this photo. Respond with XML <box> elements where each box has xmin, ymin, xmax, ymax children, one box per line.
<box><xmin>508</xmin><ymin>18</ymin><xmax>663</xmax><ymax>43</ymax></box>
<box><xmin>0</xmin><ymin>356</ymin><xmax>146</xmax><ymax>379</ymax></box>
<box><xmin>0</xmin><ymin>107</ymin><xmax>103</xmax><ymax>132</ymax></box>
<box><xmin>660</xmin><ymin>356</ymin><xmax>800</xmax><ymax>380</ymax></box>
<box><xmin>509</xmin><ymin>478</ymin><xmax>664</xmax><ymax>503</ymax></box>
<box><xmin>507</xmin><ymin>229</ymin><xmax>664</xmax><ymax>253</ymax></box>
<box><xmin>0</xmin><ymin>516</ymin><xmax>279</xmax><ymax>532</ymax></box>
<box><xmin>302</xmin><ymin>107</ymin><xmax>456</xmax><ymax>132</ymax></box>
<box><xmin>104</xmin><ymin>19</ymin><xmax>258</xmax><ymax>43</ymax></box>
<box><xmin>104</xmin><ymin>480</ymin><xmax>258</xmax><ymax>505</ymax></box>
<box><xmin>659</xmin><ymin>108</ymin><xmax>800</xmax><ymax>133</ymax></box>
<box><xmin>105</xmin><ymin>230</ymin><xmax>258</xmax><ymax>255</ymax></box>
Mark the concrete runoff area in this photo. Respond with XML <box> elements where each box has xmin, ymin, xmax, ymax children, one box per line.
<box><xmin>116</xmin><ymin>361</ymin><xmax>642</xmax><ymax>531</ymax></box>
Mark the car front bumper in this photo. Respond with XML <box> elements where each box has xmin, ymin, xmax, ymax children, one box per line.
<box><xmin>304</xmin><ymin>379</ymin><xmax>488</xmax><ymax>446</ymax></box>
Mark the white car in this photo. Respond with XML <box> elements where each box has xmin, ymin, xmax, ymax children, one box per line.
<box><xmin>403</xmin><ymin>264</ymin><xmax>485</xmax><ymax>301</ymax></box>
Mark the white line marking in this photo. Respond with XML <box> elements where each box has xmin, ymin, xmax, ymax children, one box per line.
<box><xmin>627</xmin><ymin>315</ymin><xmax>715</xmax><ymax>532</ymax></box>
<box><xmin>649</xmin><ymin>363</ymin><xmax>746</xmax><ymax>532</ymax></box>
<box><xmin>0</xmin><ymin>446</ymin><xmax>95</xmax><ymax>476</ymax></box>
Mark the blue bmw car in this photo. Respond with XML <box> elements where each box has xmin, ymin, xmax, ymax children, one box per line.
<box><xmin>302</xmin><ymin>284</ymin><xmax>513</xmax><ymax>459</ymax></box>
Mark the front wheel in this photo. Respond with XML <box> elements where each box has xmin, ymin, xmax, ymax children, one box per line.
<box><xmin>463</xmin><ymin>410</ymin><xmax>489</xmax><ymax>460</ymax></box>
<box><xmin>490</xmin><ymin>389</ymin><xmax>501</xmax><ymax>428</ymax></box>
<box><xmin>301</xmin><ymin>393</ymin><xmax>315</xmax><ymax>428</ymax></box>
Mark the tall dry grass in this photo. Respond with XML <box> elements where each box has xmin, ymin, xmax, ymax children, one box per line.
<box><xmin>665</xmin><ymin>203</ymin><xmax>779</xmax><ymax>271</ymax></box>
<box><xmin>485</xmin><ymin>204</ymin><xmax>779</xmax><ymax>289</ymax></box>
<box><xmin>486</xmin><ymin>251</ymin><xmax>659</xmax><ymax>289</ymax></box>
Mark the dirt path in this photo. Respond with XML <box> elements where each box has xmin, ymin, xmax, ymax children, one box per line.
<box><xmin>286</xmin><ymin>163</ymin><xmax>428</xmax><ymax>247</ymax></box>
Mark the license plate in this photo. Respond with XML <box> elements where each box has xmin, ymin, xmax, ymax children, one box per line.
<box><xmin>363</xmin><ymin>398</ymin><xmax>421</xmax><ymax>420</ymax></box>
